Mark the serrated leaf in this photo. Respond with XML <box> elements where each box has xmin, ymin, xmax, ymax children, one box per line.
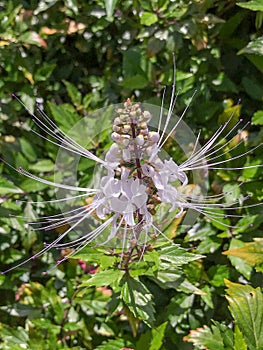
<box><xmin>185</xmin><ymin>324</ymin><xmax>226</xmax><ymax>350</ymax></box>
<box><xmin>234</xmin><ymin>325</ymin><xmax>248</xmax><ymax>350</ymax></box>
<box><xmin>154</xmin><ymin>270</ymin><xmax>183</xmax><ymax>290</ymax></box>
<box><xmin>0</xmin><ymin>325</ymin><xmax>29</xmax><ymax>346</ymax></box>
<box><xmin>149</xmin><ymin>322</ymin><xmax>167</xmax><ymax>350</ymax></box>
<box><xmin>121</xmin><ymin>274</ymin><xmax>155</xmax><ymax>327</ymax></box>
<box><xmin>223</xmin><ymin>238</ymin><xmax>263</xmax><ymax>266</ymax></box>
<box><xmin>80</xmin><ymin>269</ymin><xmax>125</xmax><ymax>287</ymax></box>
<box><xmin>225</xmin><ymin>280</ymin><xmax>263</xmax><ymax>350</ymax></box>
<box><xmin>237</xmin><ymin>1</ymin><xmax>263</xmax><ymax>11</ymax></box>
<box><xmin>159</xmin><ymin>244</ymin><xmax>204</xmax><ymax>265</ymax></box>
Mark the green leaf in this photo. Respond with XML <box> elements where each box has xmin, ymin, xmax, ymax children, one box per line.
<box><xmin>63</xmin><ymin>80</ymin><xmax>82</xmax><ymax>107</ymax></box>
<box><xmin>242</xmin><ymin>76</ymin><xmax>263</xmax><ymax>100</ymax></box>
<box><xmin>238</xmin><ymin>37</ymin><xmax>263</xmax><ymax>56</ymax></box>
<box><xmin>252</xmin><ymin>110</ymin><xmax>263</xmax><ymax>125</ymax></box>
<box><xmin>0</xmin><ymin>177</ymin><xmax>23</xmax><ymax>194</ymax></box>
<box><xmin>121</xmin><ymin>274</ymin><xmax>155</xmax><ymax>327</ymax></box>
<box><xmin>226</xmin><ymin>239</ymin><xmax>252</xmax><ymax>279</ymax></box>
<box><xmin>185</xmin><ymin>324</ymin><xmax>226</xmax><ymax>350</ymax></box>
<box><xmin>237</xmin><ymin>1</ymin><xmax>263</xmax><ymax>11</ymax></box>
<box><xmin>149</xmin><ymin>322</ymin><xmax>168</xmax><ymax>350</ymax></box>
<box><xmin>197</xmin><ymin>236</ymin><xmax>222</xmax><ymax>254</ymax></box>
<box><xmin>104</xmin><ymin>0</ymin><xmax>117</xmax><ymax>20</ymax></box>
<box><xmin>47</xmin><ymin>102</ymin><xmax>81</xmax><ymax>131</ymax></box>
<box><xmin>34</xmin><ymin>63</ymin><xmax>56</xmax><ymax>82</ymax></box>
<box><xmin>234</xmin><ymin>325</ymin><xmax>248</xmax><ymax>350</ymax></box>
<box><xmin>0</xmin><ymin>325</ymin><xmax>29</xmax><ymax>347</ymax></box>
<box><xmin>215</xmin><ymin>321</ymin><xmax>234</xmax><ymax>348</ymax></box>
<box><xmin>167</xmin><ymin>294</ymin><xmax>194</xmax><ymax>327</ymax></box>
<box><xmin>140</xmin><ymin>12</ymin><xmax>158</xmax><ymax>26</ymax></box>
<box><xmin>225</xmin><ymin>280</ymin><xmax>263</xmax><ymax>350</ymax></box>
<box><xmin>20</xmin><ymin>137</ymin><xmax>37</xmax><ymax>162</ymax></box>
<box><xmin>18</xmin><ymin>31</ymin><xmax>46</xmax><ymax>47</ymax></box>
<box><xmin>95</xmin><ymin>337</ymin><xmax>131</xmax><ymax>350</ymax></box>
<box><xmin>208</xmin><ymin>265</ymin><xmax>230</xmax><ymax>287</ymax></box>
<box><xmin>29</xmin><ymin>159</ymin><xmax>54</xmax><ymax>172</ymax></box>
<box><xmin>200</xmin><ymin>285</ymin><xmax>214</xmax><ymax>309</ymax></box>
<box><xmin>80</xmin><ymin>269</ymin><xmax>125</xmax><ymax>287</ymax></box>
<box><xmin>122</xmin><ymin>74</ymin><xmax>148</xmax><ymax>89</ymax></box>
<box><xmin>20</xmin><ymin>178</ymin><xmax>49</xmax><ymax>192</ymax></box>
<box><xmin>159</xmin><ymin>244</ymin><xmax>204</xmax><ymax>266</ymax></box>
<box><xmin>223</xmin><ymin>238</ymin><xmax>263</xmax><ymax>266</ymax></box>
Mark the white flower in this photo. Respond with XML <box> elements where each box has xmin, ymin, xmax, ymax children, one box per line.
<box><xmin>1</xmin><ymin>90</ymin><xmax>262</xmax><ymax>273</ymax></box>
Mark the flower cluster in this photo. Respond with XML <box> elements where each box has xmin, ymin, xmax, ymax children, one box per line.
<box><xmin>92</xmin><ymin>99</ymin><xmax>189</xmax><ymax>243</ymax></box>
<box><xmin>1</xmin><ymin>91</ymin><xmax>262</xmax><ymax>273</ymax></box>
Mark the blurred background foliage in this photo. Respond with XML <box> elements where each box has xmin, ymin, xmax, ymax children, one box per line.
<box><xmin>0</xmin><ymin>0</ymin><xmax>262</xmax><ymax>349</ymax></box>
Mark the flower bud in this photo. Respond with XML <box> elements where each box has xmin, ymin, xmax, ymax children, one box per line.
<box><xmin>136</xmin><ymin>134</ymin><xmax>144</xmax><ymax>146</ymax></box>
<box><xmin>139</xmin><ymin>122</ymin><xmax>147</xmax><ymax>129</ymax></box>
<box><xmin>121</xmin><ymin>135</ymin><xmax>130</xmax><ymax>147</ymax></box>
<box><xmin>123</xmin><ymin>124</ymin><xmax>131</xmax><ymax>133</ymax></box>
<box><xmin>112</xmin><ymin>132</ymin><xmax>121</xmax><ymax>142</ymax></box>
<box><xmin>113</xmin><ymin>125</ymin><xmax>121</xmax><ymax>132</ymax></box>
<box><xmin>114</xmin><ymin>117</ymin><xmax>121</xmax><ymax>125</ymax></box>
<box><xmin>148</xmin><ymin>131</ymin><xmax>160</xmax><ymax>143</ymax></box>
<box><xmin>143</xmin><ymin>111</ymin><xmax>151</xmax><ymax>120</ymax></box>
<box><xmin>123</xmin><ymin>149</ymin><xmax>131</xmax><ymax>162</ymax></box>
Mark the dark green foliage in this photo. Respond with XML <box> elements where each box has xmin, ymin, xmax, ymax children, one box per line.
<box><xmin>0</xmin><ymin>1</ymin><xmax>262</xmax><ymax>349</ymax></box>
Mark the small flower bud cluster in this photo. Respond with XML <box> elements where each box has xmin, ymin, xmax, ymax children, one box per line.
<box><xmin>110</xmin><ymin>98</ymin><xmax>160</xmax><ymax>164</ymax></box>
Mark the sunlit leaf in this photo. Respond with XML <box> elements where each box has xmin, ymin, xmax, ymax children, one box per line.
<box><xmin>80</xmin><ymin>269</ymin><xmax>125</xmax><ymax>287</ymax></box>
<box><xmin>238</xmin><ymin>37</ymin><xmax>263</xmax><ymax>56</ymax></box>
<box><xmin>140</xmin><ymin>12</ymin><xmax>158</xmax><ymax>26</ymax></box>
<box><xmin>223</xmin><ymin>238</ymin><xmax>263</xmax><ymax>266</ymax></box>
<box><xmin>252</xmin><ymin>110</ymin><xmax>263</xmax><ymax>125</ymax></box>
<box><xmin>159</xmin><ymin>244</ymin><xmax>204</xmax><ymax>265</ymax></box>
<box><xmin>104</xmin><ymin>0</ymin><xmax>117</xmax><ymax>20</ymax></box>
<box><xmin>149</xmin><ymin>322</ymin><xmax>167</xmax><ymax>350</ymax></box>
<box><xmin>234</xmin><ymin>325</ymin><xmax>248</xmax><ymax>350</ymax></box>
<box><xmin>226</xmin><ymin>239</ymin><xmax>252</xmax><ymax>279</ymax></box>
<box><xmin>121</xmin><ymin>274</ymin><xmax>155</xmax><ymax>327</ymax></box>
<box><xmin>225</xmin><ymin>280</ymin><xmax>263</xmax><ymax>350</ymax></box>
<box><xmin>185</xmin><ymin>323</ymin><xmax>229</xmax><ymax>350</ymax></box>
<box><xmin>237</xmin><ymin>1</ymin><xmax>263</xmax><ymax>11</ymax></box>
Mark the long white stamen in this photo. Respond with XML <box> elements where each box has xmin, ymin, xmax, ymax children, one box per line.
<box><xmin>159</xmin><ymin>90</ymin><xmax>197</xmax><ymax>149</ymax></box>
<box><xmin>19</xmin><ymin>167</ymin><xmax>95</xmax><ymax>192</ymax></box>
<box><xmin>16</xmin><ymin>193</ymin><xmax>90</xmax><ymax>205</ymax></box>
<box><xmin>13</xmin><ymin>94</ymin><xmax>106</xmax><ymax>165</ymax></box>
